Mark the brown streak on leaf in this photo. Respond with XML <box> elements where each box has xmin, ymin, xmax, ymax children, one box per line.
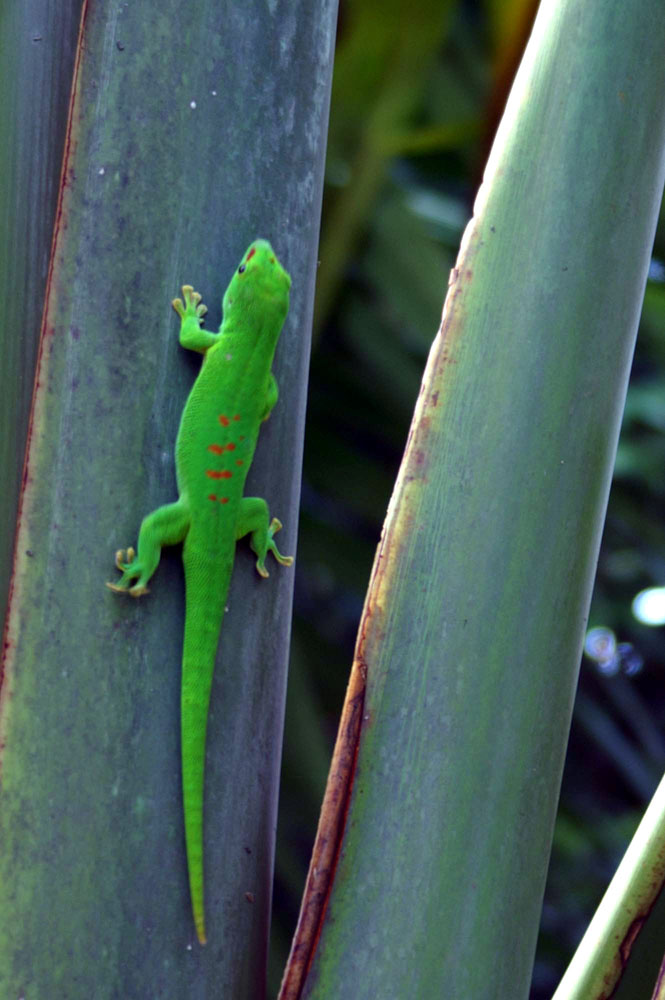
<box><xmin>603</xmin><ymin>884</ymin><xmax>665</xmax><ymax>998</ymax></box>
<box><xmin>0</xmin><ymin>0</ymin><xmax>90</xmax><ymax>772</ymax></box>
<box><xmin>277</xmin><ymin>511</ymin><xmax>401</xmax><ymax>998</ymax></box>
<box><xmin>278</xmin><ymin>219</ymin><xmax>483</xmax><ymax>1000</ymax></box>
<box><xmin>619</xmin><ymin>914</ymin><xmax>645</xmax><ymax>965</ymax></box>
<box><xmin>277</xmin><ymin>666</ymin><xmax>365</xmax><ymax>1000</ymax></box>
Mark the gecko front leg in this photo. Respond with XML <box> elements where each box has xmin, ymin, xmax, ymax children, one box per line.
<box><xmin>172</xmin><ymin>285</ymin><xmax>219</xmax><ymax>354</ymax></box>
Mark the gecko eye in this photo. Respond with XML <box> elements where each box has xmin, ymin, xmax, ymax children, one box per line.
<box><xmin>238</xmin><ymin>264</ymin><xmax>246</xmax><ymax>274</ymax></box>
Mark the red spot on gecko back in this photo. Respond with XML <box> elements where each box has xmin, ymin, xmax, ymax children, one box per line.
<box><xmin>208</xmin><ymin>493</ymin><xmax>218</xmax><ymax>502</ymax></box>
<box><xmin>235</xmin><ymin>460</ymin><xmax>244</xmax><ymax>466</ymax></box>
<box><xmin>233</xmin><ymin>414</ymin><xmax>241</xmax><ymax>421</ymax></box>
<box><xmin>206</xmin><ymin>469</ymin><xmax>232</xmax><ymax>480</ymax></box>
<box><xmin>220</xmin><ymin>497</ymin><xmax>229</xmax><ymax>504</ymax></box>
<box><xmin>246</xmin><ymin>247</ymin><xmax>256</xmax><ymax>262</ymax></box>
<box><xmin>218</xmin><ymin>415</ymin><xmax>230</xmax><ymax>427</ymax></box>
<box><xmin>226</xmin><ymin>443</ymin><xmax>236</xmax><ymax>451</ymax></box>
<box><xmin>208</xmin><ymin>444</ymin><xmax>224</xmax><ymax>455</ymax></box>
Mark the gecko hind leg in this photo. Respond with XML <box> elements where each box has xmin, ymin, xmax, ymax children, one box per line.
<box><xmin>107</xmin><ymin>498</ymin><xmax>190</xmax><ymax>596</ymax></box>
<box><xmin>236</xmin><ymin>497</ymin><xmax>293</xmax><ymax>579</ymax></box>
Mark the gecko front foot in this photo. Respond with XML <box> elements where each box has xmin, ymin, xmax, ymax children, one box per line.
<box><xmin>172</xmin><ymin>285</ymin><xmax>208</xmax><ymax>323</ymax></box>
<box><xmin>106</xmin><ymin>547</ymin><xmax>151</xmax><ymax>597</ymax></box>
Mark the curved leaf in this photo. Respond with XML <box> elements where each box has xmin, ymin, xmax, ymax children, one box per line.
<box><xmin>285</xmin><ymin>1</ymin><xmax>665</xmax><ymax>997</ymax></box>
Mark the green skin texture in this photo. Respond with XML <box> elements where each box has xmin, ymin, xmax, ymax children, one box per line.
<box><xmin>107</xmin><ymin>239</ymin><xmax>293</xmax><ymax>944</ymax></box>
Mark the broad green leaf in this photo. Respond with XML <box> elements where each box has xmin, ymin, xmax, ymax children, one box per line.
<box><xmin>282</xmin><ymin>0</ymin><xmax>665</xmax><ymax>997</ymax></box>
<box><xmin>0</xmin><ymin>2</ymin><xmax>337</xmax><ymax>996</ymax></box>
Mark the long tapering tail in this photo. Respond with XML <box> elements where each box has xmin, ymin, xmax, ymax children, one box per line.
<box><xmin>180</xmin><ymin>554</ymin><xmax>231</xmax><ymax>945</ymax></box>
<box><xmin>182</xmin><ymin>662</ymin><xmax>213</xmax><ymax>945</ymax></box>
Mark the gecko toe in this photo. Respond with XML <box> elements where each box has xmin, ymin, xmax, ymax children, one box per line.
<box><xmin>115</xmin><ymin>547</ymin><xmax>135</xmax><ymax>571</ymax></box>
<box><xmin>255</xmin><ymin>559</ymin><xmax>270</xmax><ymax>579</ymax></box>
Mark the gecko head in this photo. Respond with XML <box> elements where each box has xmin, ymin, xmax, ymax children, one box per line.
<box><xmin>222</xmin><ymin>239</ymin><xmax>291</xmax><ymax>322</ymax></box>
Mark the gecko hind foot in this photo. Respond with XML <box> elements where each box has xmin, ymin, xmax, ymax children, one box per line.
<box><xmin>254</xmin><ymin>518</ymin><xmax>294</xmax><ymax>578</ymax></box>
<box><xmin>106</xmin><ymin>547</ymin><xmax>151</xmax><ymax>596</ymax></box>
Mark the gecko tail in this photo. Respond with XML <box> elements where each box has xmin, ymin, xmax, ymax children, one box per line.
<box><xmin>181</xmin><ymin>601</ymin><xmax>222</xmax><ymax>947</ymax></box>
<box><xmin>182</xmin><ymin>660</ymin><xmax>213</xmax><ymax>946</ymax></box>
<box><xmin>180</xmin><ymin>549</ymin><xmax>232</xmax><ymax>946</ymax></box>
<box><xmin>182</xmin><ymin>668</ymin><xmax>211</xmax><ymax>946</ymax></box>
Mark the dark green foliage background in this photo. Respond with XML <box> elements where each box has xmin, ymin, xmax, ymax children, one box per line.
<box><xmin>270</xmin><ymin>1</ymin><xmax>665</xmax><ymax>995</ymax></box>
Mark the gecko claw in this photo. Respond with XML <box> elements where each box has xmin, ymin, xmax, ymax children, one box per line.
<box><xmin>115</xmin><ymin>547</ymin><xmax>135</xmax><ymax>570</ymax></box>
<box><xmin>107</xmin><ymin>547</ymin><xmax>151</xmax><ymax>595</ymax></box>
<box><xmin>269</xmin><ymin>519</ymin><xmax>294</xmax><ymax>567</ymax></box>
<box><xmin>106</xmin><ymin>579</ymin><xmax>150</xmax><ymax>596</ymax></box>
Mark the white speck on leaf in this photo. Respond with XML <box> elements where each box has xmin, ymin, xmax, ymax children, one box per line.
<box><xmin>190</xmin><ymin>100</ymin><xmax>197</xmax><ymax>109</ymax></box>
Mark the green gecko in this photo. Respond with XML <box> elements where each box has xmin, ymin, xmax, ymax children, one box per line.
<box><xmin>107</xmin><ymin>239</ymin><xmax>293</xmax><ymax>945</ymax></box>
